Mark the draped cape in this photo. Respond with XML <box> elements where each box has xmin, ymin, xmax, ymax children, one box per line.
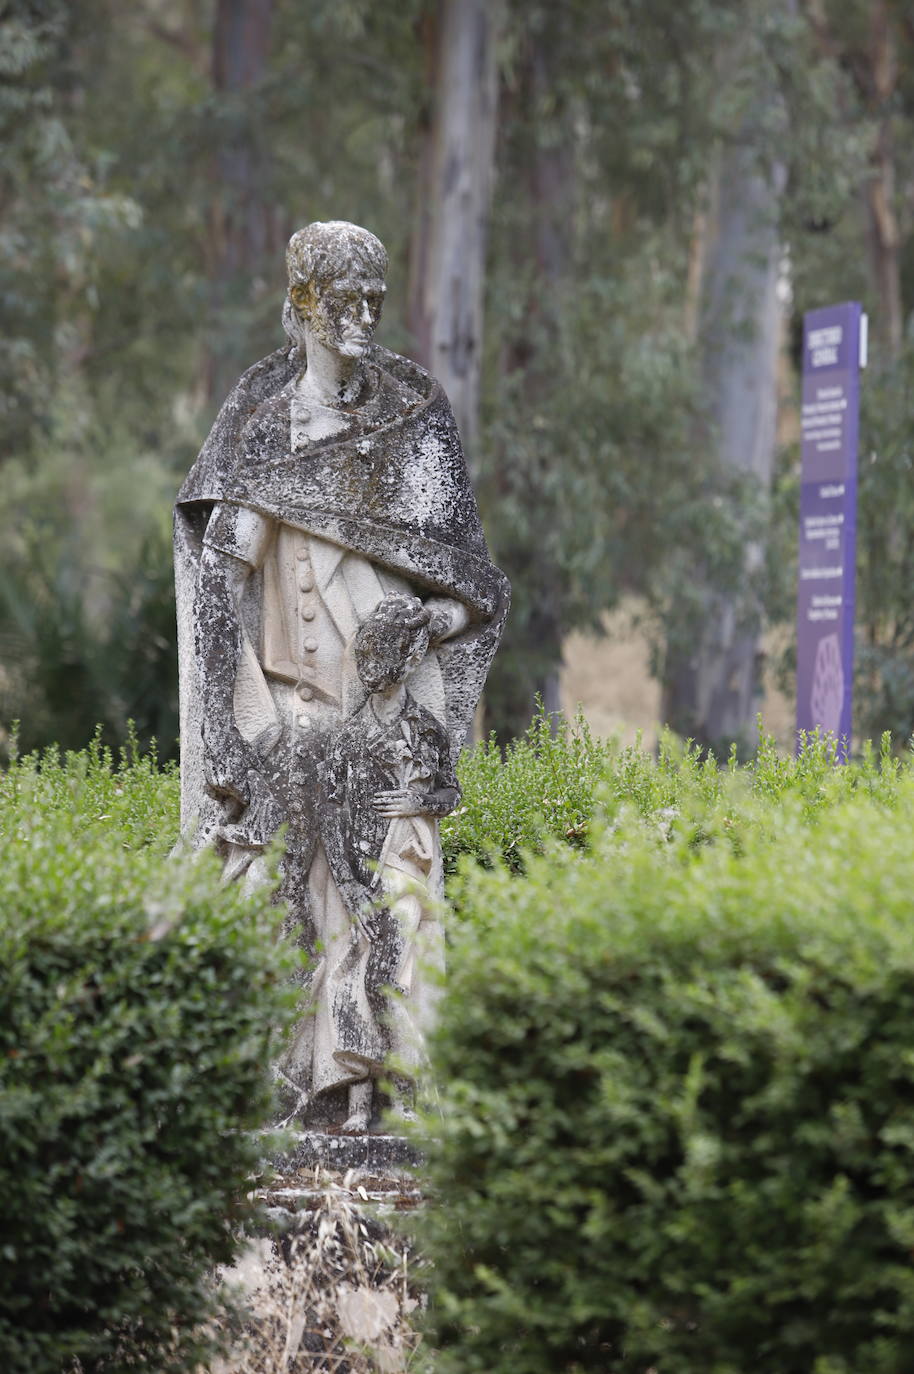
<box><xmin>174</xmin><ymin>342</ymin><xmax>509</xmax><ymax>838</ymax></box>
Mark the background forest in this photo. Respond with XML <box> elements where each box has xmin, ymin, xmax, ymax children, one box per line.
<box><xmin>2</xmin><ymin>0</ymin><xmax>914</xmax><ymax>760</ymax></box>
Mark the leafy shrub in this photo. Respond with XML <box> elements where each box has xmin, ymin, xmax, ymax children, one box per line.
<box><xmin>0</xmin><ymin>741</ymin><xmax>297</xmax><ymax>1373</ymax></box>
<box><xmin>1</xmin><ymin>728</ymin><xmax>181</xmax><ymax>855</ymax></box>
<box><xmin>421</xmin><ymin>770</ymin><xmax>914</xmax><ymax>1373</ymax></box>
<box><xmin>7</xmin><ymin>721</ymin><xmax>914</xmax><ymax>1372</ymax></box>
<box><xmin>443</xmin><ymin>711</ymin><xmax>610</xmax><ymax>871</ymax></box>
<box><xmin>444</xmin><ymin>709</ymin><xmax>907</xmax><ymax>876</ymax></box>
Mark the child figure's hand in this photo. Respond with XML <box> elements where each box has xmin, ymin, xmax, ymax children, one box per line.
<box><xmin>372</xmin><ymin>787</ymin><xmax>425</xmax><ymax>818</ymax></box>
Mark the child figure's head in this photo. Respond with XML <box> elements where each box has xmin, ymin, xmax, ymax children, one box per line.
<box><xmin>355</xmin><ymin>592</ymin><xmax>431</xmax><ymax>693</ymax></box>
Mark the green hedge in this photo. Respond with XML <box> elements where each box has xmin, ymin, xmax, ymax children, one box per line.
<box><xmin>421</xmin><ymin>763</ymin><xmax>914</xmax><ymax>1373</ymax></box>
<box><xmin>0</xmin><ymin>740</ymin><xmax>297</xmax><ymax>1373</ymax></box>
<box><xmin>7</xmin><ymin>721</ymin><xmax>914</xmax><ymax>1372</ymax></box>
<box><xmin>443</xmin><ymin>712</ymin><xmax>908</xmax><ymax>875</ymax></box>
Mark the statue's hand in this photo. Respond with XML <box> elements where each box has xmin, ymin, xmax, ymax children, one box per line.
<box><xmin>217</xmin><ymin>768</ymin><xmax>284</xmax><ymax>850</ymax></box>
<box><xmin>202</xmin><ymin>727</ymin><xmax>254</xmax><ymax>808</ymax></box>
<box><xmin>371</xmin><ymin>787</ymin><xmax>425</xmax><ymax>819</ymax></box>
<box><xmin>426</xmin><ymin>607</ymin><xmax>452</xmax><ymax>646</ymax></box>
<box><xmin>424</xmin><ymin>596</ymin><xmax>471</xmax><ymax>646</ymax></box>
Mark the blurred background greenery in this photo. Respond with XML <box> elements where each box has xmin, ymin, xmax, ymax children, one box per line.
<box><xmin>2</xmin><ymin>0</ymin><xmax>913</xmax><ymax>760</ymax></box>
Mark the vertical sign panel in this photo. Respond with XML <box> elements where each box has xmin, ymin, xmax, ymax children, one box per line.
<box><xmin>796</xmin><ymin>301</ymin><xmax>863</xmax><ymax>758</ymax></box>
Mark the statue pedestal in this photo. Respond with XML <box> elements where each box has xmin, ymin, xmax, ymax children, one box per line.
<box><xmin>277</xmin><ymin>1129</ymin><xmax>423</xmax><ymax>1177</ymax></box>
<box><xmin>262</xmin><ymin>1131</ymin><xmax>424</xmax><ymax>1229</ymax></box>
<box><xmin>220</xmin><ymin>1131</ymin><xmax>425</xmax><ymax>1367</ymax></box>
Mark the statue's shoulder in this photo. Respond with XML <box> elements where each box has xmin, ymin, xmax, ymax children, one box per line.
<box><xmin>371</xmin><ymin>345</ymin><xmax>437</xmax><ymax>403</ymax></box>
<box><xmin>370</xmin><ymin>345</ymin><xmax>462</xmax><ymax>450</ymax></box>
<box><xmin>232</xmin><ymin>344</ymin><xmax>298</xmax><ymax>406</ymax></box>
<box><xmin>213</xmin><ymin>344</ymin><xmax>299</xmax><ymax>438</ymax></box>
<box><xmin>177</xmin><ymin>346</ymin><xmax>298</xmax><ymax>508</ymax></box>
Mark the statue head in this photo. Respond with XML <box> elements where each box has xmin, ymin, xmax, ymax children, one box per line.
<box><xmin>285</xmin><ymin>220</ymin><xmax>388</xmax><ymax>358</ymax></box>
<box><xmin>355</xmin><ymin>592</ymin><xmax>431</xmax><ymax>693</ymax></box>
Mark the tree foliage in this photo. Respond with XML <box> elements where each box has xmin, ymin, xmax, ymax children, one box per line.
<box><xmin>2</xmin><ymin>0</ymin><xmax>914</xmax><ymax>749</ymax></box>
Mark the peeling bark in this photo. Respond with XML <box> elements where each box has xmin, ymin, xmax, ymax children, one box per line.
<box><xmin>804</xmin><ymin>0</ymin><xmax>903</xmax><ymax>359</ymax></box>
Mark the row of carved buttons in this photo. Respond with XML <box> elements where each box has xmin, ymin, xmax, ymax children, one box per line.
<box><xmin>297</xmin><ymin>547</ymin><xmax>316</xmax><ymax>592</ymax></box>
<box><xmin>296</xmin><ymin>551</ymin><xmax>318</xmax><ymax>631</ymax></box>
<box><xmin>296</xmin><ymin>547</ymin><xmax>317</xmax><ymax>709</ymax></box>
<box><xmin>298</xmin><ymin>659</ymin><xmax>318</xmax><ymax>703</ymax></box>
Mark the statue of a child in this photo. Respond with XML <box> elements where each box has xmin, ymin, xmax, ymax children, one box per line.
<box><xmin>316</xmin><ymin>592</ymin><xmax>460</xmax><ymax>1131</ymax></box>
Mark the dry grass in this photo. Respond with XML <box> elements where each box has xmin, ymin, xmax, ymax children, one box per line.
<box><xmin>208</xmin><ymin>1170</ymin><xmax>425</xmax><ymax>1374</ymax></box>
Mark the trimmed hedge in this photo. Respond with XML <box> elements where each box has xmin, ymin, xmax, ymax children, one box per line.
<box><xmin>421</xmin><ymin>767</ymin><xmax>914</xmax><ymax>1373</ymax></box>
<box><xmin>7</xmin><ymin>721</ymin><xmax>914</xmax><ymax>1371</ymax></box>
<box><xmin>0</xmin><ymin>740</ymin><xmax>297</xmax><ymax>1373</ymax></box>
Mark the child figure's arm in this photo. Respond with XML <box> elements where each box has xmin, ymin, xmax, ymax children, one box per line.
<box><xmin>371</xmin><ymin>785</ymin><xmax>458</xmax><ymax>819</ymax></box>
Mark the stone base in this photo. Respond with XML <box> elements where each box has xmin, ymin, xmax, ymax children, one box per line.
<box><xmin>277</xmin><ymin>1129</ymin><xmax>424</xmax><ymax>1176</ymax></box>
<box><xmin>218</xmin><ymin>1157</ymin><xmax>424</xmax><ymax>1370</ymax></box>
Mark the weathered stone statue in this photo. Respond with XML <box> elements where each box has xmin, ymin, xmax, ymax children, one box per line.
<box><xmin>174</xmin><ymin>221</ymin><xmax>508</xmax><ymax>1131</ymax></box>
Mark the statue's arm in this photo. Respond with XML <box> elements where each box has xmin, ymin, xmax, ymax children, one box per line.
<box><xmin>194</xmin><ymin>504</ymin><xmax>272</xmax><ymax>807</ymax></box>
<box><xmin>417</xmin><ymin>782</ymin><xmax>461</xmax><ymax>817</ymax></box>
<box><xmin>195</xmin><ymin>546</ymin><xmax>255</xmax><ymax>805</ymax></box>
<box><xmin>370</xmin><ymin>781</ymin><xmax>459</xmax><ymax>820</ymax></box>
<box><xmin>320</xmin><ymin>803</ymin><xmax>382</xmax><ymax>940</ymax></box>
<box><xmin>423</xmin><ymin>595</ymin><xmax>470</xmax><ymax>645</ymax></box>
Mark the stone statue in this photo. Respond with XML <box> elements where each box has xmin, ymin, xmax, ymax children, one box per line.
<box><xmin>173</xmin><ymin>220</ymin><xmax>509</xmax><ymax>1131</ymax></box>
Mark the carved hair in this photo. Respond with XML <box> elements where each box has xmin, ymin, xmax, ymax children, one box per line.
<box><xmin>355</xmin><ymin>592</ymin><xmax>430</xmax><ymax>676</ymax></box>
<box><xmin>286</xmin><ymin>221</ymin><xmax>388</xmax><ymax>293</ymax></box>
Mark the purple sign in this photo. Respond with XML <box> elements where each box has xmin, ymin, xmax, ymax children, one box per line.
<box><xmin>796</xmin><ymin>301</ymin><xmax>865</xmax><ymax>758</ymax></box>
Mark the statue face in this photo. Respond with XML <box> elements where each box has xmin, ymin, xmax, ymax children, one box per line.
<box><xmin>291</xmin><ymin>272</ymin><xmax>386</xmax><ymax>359</ymax></box>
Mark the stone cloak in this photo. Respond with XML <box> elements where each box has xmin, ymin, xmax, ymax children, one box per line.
<box><xmin>174</xmin><ymin>341</ymin><xmax>509</xmax><ymax>843</ymax></box>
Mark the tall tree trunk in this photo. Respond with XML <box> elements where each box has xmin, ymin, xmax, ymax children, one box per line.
<box><xmin>864</xmin><ymin>0</ymin><xmax>901</xmax><ymax>360</ymax></box>
<box><xmin>522</xmin><ymin>40</ymin><xmax>572</xmax><ymax>728</ymax></box>
<box><xmin>684</xmin><ymin>199</ymin><xmax>712</xmax><ymax>343</ymax></box>
<box><xmin>406</xmin><ymin>0</ymin><xmax>501</xmax><ymax>465</ymax></box>
<box><xmin>208</xmin><ymin>0</ymin><xmax>274</xmax><ymax>404</ymax></box>
<box><xmin>804</xmin><ymin>0</ymin><xmax>902</xmax><ymax>358</ymax></box>
<box><xmin>662</xmin><ymin>99</ymin><xmax>787</xmax><ymax>751</ymax></box>
<box><xmin>481</xmin><ymin>27</ymin><xmax>574</xmax><ymax>740</ymax></box>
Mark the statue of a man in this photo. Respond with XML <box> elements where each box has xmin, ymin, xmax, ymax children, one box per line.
<box><xmin>174</xmin><ymin>221</ymin><xmax>508</xmax><ymax>1130</ymax></box>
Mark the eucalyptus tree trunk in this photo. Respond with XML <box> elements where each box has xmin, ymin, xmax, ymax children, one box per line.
<box><xmin>208</xmin><ymin>0</ymin><xmax>275</xmax><ymax>404</ymax></box>
<box><xmin>863</xmin><ymin>0</ymin><xmax>902</xmax><ymax>360</ymax></box>
<box><xmin>480</xmin><ymin>28</ymin><xmax>574</xmax><ymax>740</ymax></box>
<box><xmin>662</xmin><ymin>100</ymin><xmax>787</xmax><ymax>752</ymax></box>
<box><xmin>516</xmin><ymin>40</ymin><xmax>572</xmax><ymax>727</ymax></box>
<box><xmin>805</xmin><ymin>0</ymin><xmax>903</xmax><ymax>359</ymax></box>
<box><xmin>406</xmin><ymin>0</ymin><xmax>501</xmax><ymax>465</ymax></box>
